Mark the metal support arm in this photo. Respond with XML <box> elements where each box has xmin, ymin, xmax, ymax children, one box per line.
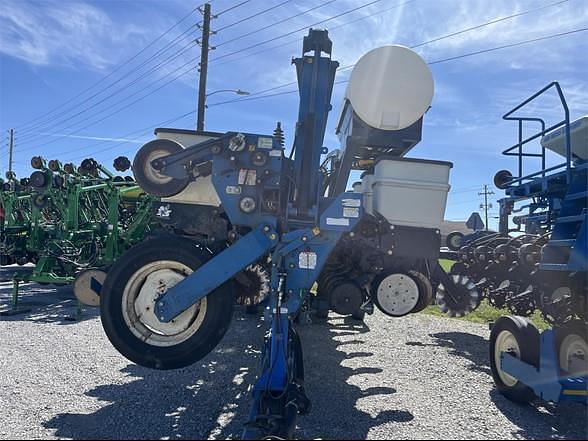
<box><xmin>155</xmin><ymin>224</ymin><xmax>279</xmax><ymax>322</ymax></box>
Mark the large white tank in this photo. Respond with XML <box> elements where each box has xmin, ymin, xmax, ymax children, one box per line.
<box><xmin>344</xmin><ymin>45</ymin><xmax>434</xmax><ymax>131</ymax></box>
<box><xmin>370</xmin><ymin>158</ymin><xmax>452</xmax><ymax>230</ymax></box>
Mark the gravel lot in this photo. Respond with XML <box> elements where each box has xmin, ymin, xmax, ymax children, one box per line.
<box><xmin>1</xmin><ymin>269</ymin><xmax>586</xmax><ymax>440</ymax></box>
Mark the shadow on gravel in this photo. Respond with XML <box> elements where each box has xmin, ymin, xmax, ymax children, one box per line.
<box><xmin>43</xmin><ymin>312</ymin><xmax>264</xmax><ymax>439</ymax></box>
<box><xmin>0</xmin><ymin>280</ymin><xmax>97</xmax><ymax>325</ymax></box>
<box><xmin>490</xmin><ymin>389</ymin><xmax>588</xmax><ymax>440</ymax></box>
<box><xmin>406</xmin><ymin>331</ymin><xmax>492</xmax><ymax>375</ymax></box>
<box><xmin>43</xmin><ymin>313</ymin><xmax>414</xmax><ymax>440</ymax></box>
<box><xmin>297</xmin><ymin>315</ymin><xmax>414</xmax><ymax>439</ymax></box>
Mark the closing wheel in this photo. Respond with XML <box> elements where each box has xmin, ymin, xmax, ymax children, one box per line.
<box><xmin>132</xmin><ymin>139</ymin><xmax>189</xmax><ymax>197</ymax></box>
<box><xmin>436</xmin><ymin>274</ymin><xmax>481</xmax><ymax>317</ymax></box>
<box><xmin>556</xmin><ymin>321</ymin><xmax>588</xmax><ymax>377</ymax></box>
<box><xmin>74</xmin><ymin>268</ymin><xmax>107</xmax><ymax>307</ymax></box>
<box><xmin>489</xmin><ymin>316</ymin><xmax>539</xmax><ymax>403</ymax></box>
<box><xmin>373</xmin><ymin>272</ymin><xmax>420</xmax><ymax>317</ymax></box>
<box><xmin>100</xmin><ymin>237</ymin><xmax>233</xmax><ymax>370</ymax></box>
<box><xmin>446</xmin><ymin>231</ymin><xmax>464</xmax><ymax>251</ymax></box>
<box><xmin>409</xmin><ymin>271</ymin><xmax>433</xmax><ymax>313</ymax></box>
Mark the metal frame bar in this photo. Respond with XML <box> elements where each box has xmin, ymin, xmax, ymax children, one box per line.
<box><xmin>502</xmin><ymin>81</ymin><xmax>572</xmax><ymax>185</ymax></box>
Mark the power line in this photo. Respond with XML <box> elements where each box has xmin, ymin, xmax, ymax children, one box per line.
<box><xmin>428</xmin><ymin>27</ymin><xmax>587</xmax><ymax>65</ymax></box>
<box><xmin>15</xmin><ymin>4</ymin><xmax>206</xmax><ymax>132</ymax></box>
<box><xmin>411</xmin><ymin>0</ymin><xmax>570</xmax><ymax>49</ymax></box>
<box><xmin>206</xmin><ymin>1</ymin><xmax>582</xmax><ymax>108</ymax></box>
<box><xmin>67</xmin><ymin>111</ymin><xmax>198</xmax><ymax>161</ymax></box>
<box><xmin>210</xmin><ymin>0</ymin><xmax>413</xmax><ymax>69</ymax></box>
<box><xmin>209</xmin><ymin>26</ymin><xmax>587</xmax><ymax>107</ymax></box>
<box><xmin>17</xmin><ymin>1</ymin><xmax>261</xmax><ymax>139</ymax></box>
<box><xmin>215</xmin><ymin>0</ymin><xmax>253</xmax><ymax>17</ymax></box>
<box><xmin>15</xmin><ymin>0</ymin><xmax>366</xmax><ymax>150</ymax></box>
<box><xmin>209</xmin><ymin>0</ymin><xmax>566</xmax><ymax>102</ymax></box>
<box><xmin>17</xmin><ymin>59</ymin><xmax>199</xmax><ymax>153</ymax></box>
<box><xmin>16</xmin><ymin>1</ymin><xmax>581</xmax><ymax>157</ymax></box>
<box><xmin>212</xmin><ymin>0</ymin><xmax>339</xmax><ymax>49</ymax></box>
<box><xmin>206</xmin><ymin>0</ymin><xmax>383</xmax><ymax>66</ymax></box>
<box><xmin>17</xmin><ymin>1</ymin><xmax>280</xmax><ymax>146</ymax></box>
<box><xmin>17</xmin><ymin>39</ymin><xmax>199</xmax><ymax>144</ymax></box>
<box><xmin>214</xmin><ymin>0</ymin><xmax>293</xmax><ymax>33</ymax></box>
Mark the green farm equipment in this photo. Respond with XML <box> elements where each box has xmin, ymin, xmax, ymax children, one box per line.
<box><xmin>0</xmin><ymin>156</ymin><xmax>157</xmax><ymax>316</ymax></box>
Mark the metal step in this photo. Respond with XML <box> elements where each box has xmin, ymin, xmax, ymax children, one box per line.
<box><xmin>539</xmin><ymin>263</ymin><xmax>571</xmax><ymax>271</ymax></box>
<box><xmin>556</xmin><ymin>214</ymin><xmax>586</xmax><ymax>224</ymax></box>
<box><xmin>566</xmin><ymin>191</ymin><xmax>588</xmax><ymax>201</ymax></box>
<box><xmin>546</xmin><ymin>239</ymin><xmax>576</xmax><ymax>247</ymax></box>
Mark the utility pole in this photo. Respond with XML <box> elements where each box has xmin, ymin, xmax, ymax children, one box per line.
<box><xmin>8</xmin><ymin>129</ymin><xmax>14</xmax><ymax>179</ymax></box>
<box><xmin>196</xmin><ymin>3</ymin><xmax>212</xmax><ymax>132</ymax></box>
<box><xmin>479</xmin><ymin>184</ymin><xmax>494</xmax><ymax>231</ymax></box>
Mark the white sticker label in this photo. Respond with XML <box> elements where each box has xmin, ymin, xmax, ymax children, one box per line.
<box><xmin>238</xmin><ymin>169</ymin><xmax>257</xmax><ymax>186</ymax></box>
<box><xmin>226</xmin><ymin>185</ymin><xmax>241</xmax><ymax>195</ymax></box>
<box><xmin>343</xmin><ymin>207</ymin><xmax>359</xmax><ymax>218</ymax></box>
<box><xmin>269</xmin><ymin>149</ymin><xmax>282</xmax><ymax>157</ymax></box>
<box><xmin>326</xmin><ymin>217</ymin><xmax>350</xmax><ymax>226</ymax></box>
<box><xmin>299</xmin><ymin>251</ymin><xmax>317</xmax><ymax>270</ymax></box>
<box><xmin>257</xmin><ymin>137</ymin><xmax>273</xmax><ymax>149</ymax></box>
<box><xmin>156</xmin><ymin>205</ymin><xmax>172</xmax><ymax>218</ymax></box>
<box><xmin>342</xmin><ymin>198</ymin><xmax>361</xmax><ymax>207</ymax></box>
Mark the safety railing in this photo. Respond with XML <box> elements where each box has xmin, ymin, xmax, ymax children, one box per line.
<box><xmin>502</xmin><ymin>82</ymin><xmax>572</xmax><ymax>186</ymax></box>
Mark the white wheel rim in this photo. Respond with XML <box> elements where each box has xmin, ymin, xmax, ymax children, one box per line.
<box><xmin>122</xmin><ymin>260</ymin><xmax>207</xmax><ymax>347</ymax></box>
<box><xmin>376</xmin><ymin>273</ymin><xmax>419</xmax><ymax>316</ymax></box>
<box><xmin>495</xmin><ymin>330</ymin><xmax>521</xmax><ymax>387</ymax></box>
<box><xmin>559</xmin><ymin>334</ymin><xmax>588</xmax><ymax>376</ymax></box>
<box><xmin>74</xmin><ymin>269</ymin><xmax>107</xmax><ymax>307</ymax></box>
<box><xmin>143</xmin><ymin>149</ymin><xmax>174</xmax><ymax>185</ymax></box>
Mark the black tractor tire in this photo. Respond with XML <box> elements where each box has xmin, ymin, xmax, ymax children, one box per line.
<box><xmin>489</xmin><ymin>315</ymin><xmax>539</xmax><ymax>403</ymax></box>
<box><xmin>132</xmin><ymin>139</ymin><xmax>189</xmax><ymax>197</ymax></box>
<box><xmin>100</xmin><ymin>237</ymin><xmax>233</xmax><ymax>370</ymax></box>
<box><xmin>446</xmin><ymin>231</ymin><xmax>465</xmax><ymax>251</ymax></box>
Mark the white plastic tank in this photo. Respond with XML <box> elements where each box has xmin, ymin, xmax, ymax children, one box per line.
<box><xmin>369</xmin><ymin>158</ymin><xmax>452</xmax><ymax>230</ymax></box>
<box><xmin>540</xmin><ymin>115</ymin><xmax>588</xmax><ymax>160</ymax></box>
<box><xmin>361</xmin><ymin>174</ymin><xmax>375</xmax><ymax>215</ymax></box>
<box><xmin>344</xmin><ymin>45</ymin><xmax>434</xmax><ymax>131</ymax></box>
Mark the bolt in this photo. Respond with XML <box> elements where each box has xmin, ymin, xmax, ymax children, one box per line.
<box><xmin>387</xmin><ymin>250</ymin><xmax>393</xmax><ymax>255</ymax></box>
<box><xmin>263</xmin><ymin>225</ymin><xmax>270</xmax><ymax>232</ymax></box>
<box><xmin>302</xmin><ymin>236</ymin><xmax>307</xmax><ymax>242</ymax></box>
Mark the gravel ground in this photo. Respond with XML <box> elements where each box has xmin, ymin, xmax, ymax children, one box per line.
<box><xmin>1</xmin><ymin>269</ymin><xmax>586</xmax><ymax>440</ymax></box>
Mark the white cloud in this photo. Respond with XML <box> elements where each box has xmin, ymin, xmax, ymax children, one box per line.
<box><xmin>0</xmin><ymin>0</ymin><xmax>155</xmax><ymax>70</ymax></box>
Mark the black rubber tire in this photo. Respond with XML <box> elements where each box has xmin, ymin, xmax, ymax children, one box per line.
<box><xmin>494</xmin><ymin>169</ymin><xmax>513</xmax><ymax>189</ymax></box>
<box><xmin>132</xmin><ymin>139</ymin><xmax>189</xmax><ymax>197</ymax></box>
<box><xmin>409</xmin><ymin>271</ymin><xmax>433</xmax><ymax>313</ymax></box>
<box><xmin>446</xmin><ymin>231</ymin><xmax>465</xmax><ymax>251</ymax></box>
<box><xmin>100</xmin><ymin>237</ymin><xmax>234</xmax><ymax>370</ymax></box>
<box><xmin>489</xmin><ymin>315</ymin><xmax>539</xmax><ymax>403</ymax></box>
<box><xmin>351</xmin><ymin>310</ymin><xmax>366</xmax><ymax>321</ymax></box>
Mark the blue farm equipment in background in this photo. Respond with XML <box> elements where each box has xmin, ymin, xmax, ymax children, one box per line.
<box><xmin>97</xmin><ymin>30</ymin><xmax>466</xmax><ymax>438</ymax></box>
<box><xmin>446</xmin><ymin>81</ymin><xmax>587</xmax><ymax>404</ymax></box>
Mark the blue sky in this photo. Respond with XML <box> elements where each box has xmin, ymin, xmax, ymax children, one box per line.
<box><xmin>0</xmin><ymin>0</ymin><xmax>587</xmax><ymax>229</ymax></box>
